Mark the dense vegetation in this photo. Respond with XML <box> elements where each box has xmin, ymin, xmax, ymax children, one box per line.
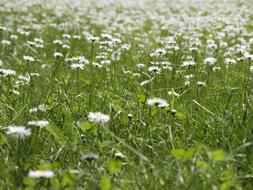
<box><xmin>0</xmin><ymin>0</ymin><xmax>253</xmax><ymax>189</ymax></box>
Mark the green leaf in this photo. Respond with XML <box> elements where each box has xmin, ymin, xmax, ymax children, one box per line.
<box><xmin>171</xmin><ymin>149</ymin><xmax>186</xmax><ymax>160</ymax></box>
<box><xmin>210</xmin><ymin>149</ymin><xmax>225</xmax><ymax>161</ymax></box>
<box><xmin>196</xmin><ymin>160</ymin><xmax>208</xmax><ymax>171</ymax></box>
<box><xmin>121</xmin><ymin>112</ymin><xmax>129</xmax><ymax>125</ymax></box>
<box><xmin>107</xmin><ymin>159</ymin><xmax>122</xmax><ymax>173</ymax></box>
<box><xmin>151</xmin><ymin>107</ymin><xmax>158</xmax><ymax>116</ymax></box>
<box><xmin>80</xmin><ymin>122</ymin><xmax>93</xmax><ymax>132</ymax></box>
<box><xmin>176</xmin><ymin>111</ymin><xmax>186</xmax><ymax>120</ymax></box>
<box><xmin>50</xmin><ymin>178</ymin><xmax>61</xmax><ymax>188</ymax></box>
<box><xmin>23</xmin><ymin>177</ymin><xmax>36</xmax><ymax>187</ymax></box>
<box><xmin>137</xmin><ymin>94</ymin><xmax>146</xmax><ymax>103</ymax></box>
<box><xmin>0</xmin><ymin>134</ymin><xmax>7</xmax><ymax>145</ymax></box>
<box><xmin>100</xmin><ymin>175</ymin><xmax>112</xmax><ymax>190</ymax></box>
<box><xmin>45</xmin><ymin>126</ymin><xmax>65</xmax><ymax>145</ymax></box>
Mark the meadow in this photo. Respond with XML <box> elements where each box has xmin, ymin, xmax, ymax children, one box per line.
<box><xmin>0</xmin><ymin>0</ymin><xmax>253</xmax><ymax>189</ymax></box>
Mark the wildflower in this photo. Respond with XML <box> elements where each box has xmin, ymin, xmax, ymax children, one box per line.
<box><xmin>182</xmin><ymin>60</ymin><xmax>196</xmax><ymax>67</ymax></box>
<box><xmin>147</xmin><ymin>98</ymin><xmax>169</xmax><ymax>108</ymax></box>
<box><xmin>112</xmin><ymin>51</ymin><xmax>121</xmax><ymax>61</ymax></box>
<box><xmin>184</xmin><ymin>74</ymin><xmax>194</xmax><ymax>80</ymax></box>
<box><xmin>29</xmin><ymin>108</ymin><xmax>38</xmax><ymax>113</ymax></box>
<box><xmin>27</xmin><ymin>120</ymin><xmax>49</xmax><ymax>128</ymax></box>
<box><xmin>184</xmin><ymin>80</ymin><xmax>190</xmax><ymax>86</ymax></box>
<box><xmin>23</xmin><ymin>56</ymin><xmax>35</xmax><ymax>62</ymax></box>
<box><xmin>148</xmin><ymin>66</ymin><xmax>161</xmax><ymax>73</ymax></box>
<box><xmin>204</xmin><ymin>57</ymin><xmax>216</xmax><ymax>66</ymax></box>
<box><xmin>212</xmin><ymin>66</ymin><xmax>221</xmax><ymax>72</ymax></box>
<box><xmin>53</xmin><ymin>39</ymin><xmax>63</xmax><ymax>45</ymax></box>
<box><xmin>136</xmin><ymin>64</ymin><xmax>145</xmax><ymax>69</ymax></box>
<box><xmin>70</xmin><ymin>63</ymin><xmax>85</xmax><ymax>70</ymax></box>
<box><xmin>38</xmin><ymin>104</ymin><xmax>47</xmax><ymax>112</ymax></box>
<box><xmin>28</xmin><ymin>170</ymin><xmax>54</xmax><ymax>179</ymax></box>
<box><xmin>87</xmin><ymin>36</ymin><xmax>100</xmax><ymax>43</ymax></box>
<box><xmin>241</xmin><ymin>51</ymin><xmax>253</xmax><ymax>60</ymax></box>
<box><xmin>53</xmin><ymin>52</ymin><xmax>63</xmax><ymax>58</ymax></box>
<box><xmin>73</xmin><ymin>35</ymin><xmax>81</xmax><ymax>40</ymax></box>
<box><xmin>133</xmin><ymin>73</ymin><xmax>141</xmax><ymax>77</ymax></box>
<box><xmin>197</xmin><ymin>81</ymin><xmax>206</xmax><ymax>86</ymax></box>
<box><xmin>168</xmin><ymin>91</ymin><xmax>180</xmax><ymax>97</ymax></box>
<box><xmin>1</xmin><ymin>40</ymin><xmax>11</xmax><ymax>45</ymax></box>
<box><xmin>0</xmin><ymin>68</ymin><xmax>16</xmax><ymax>77</ymax></box>
<box><xmin>82</xmin><ymin>152</ymin><xmax>99</xmax><ymax>161</ymax></box>
<box><xmin>150</xmin><ymin>48</ymin><xmax>166</xmax><ymax>57</ymax></box>
<box><xmin>63</xmin><ymin>34</ymin><xmax>71</xmax><ymax>39</ymax></box>
<box><xmin>92</xmin><ymin>62</ymin><xmax>102</xmax><ymax>69</ymax></box>
<box><xmin>101</xmin><ymin>60</ymin><xmax>111</xmax><ymax>65</ymax></box>
<box><xmin>115</xmin><ymin>152</ymin><xmax>125</xmax><ymax>159</ymax></box>
<box><xmin>6</xmin><ymin>126</ymin><xmax>31</xmax><ymax>138</ymax></box>
<box><xmin>225</xmin><ymin>58</ymin><xmax>236</xmax><ymax>65</ymax></box>
<box><xmin>88</xmin><ymin>112</ymin><xmax>110</xmax><ymax>125</ymax></box>
<box><xmin>62</xmin><ymin>44</ymin><xmax>70</xmax><ymax>49</ymax></box>
<box><xmin>128</xmin><ymin>114</ymin><xmax>133</xmax><ymax>119</ymax></box>
<box><xmin>140</xmin><ymin>80</ymin><xmax>151</xmax><ymax>86</ymax></box>
<box><xmin>78</xmin><ymin>57</ymin><xmax>89</xmax><ymax>64</ymax></box>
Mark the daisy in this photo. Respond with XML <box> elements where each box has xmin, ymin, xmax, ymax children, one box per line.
<box><xmin>53</xmin><ymin>52</ymin><xmax>63</xmax><ymax>58</ymax></box>
<box><xmin>6</xmin><ymin>126</ymin><xmax>31</xmax><ymax>138</ymax></box>
<box><xmin>23</xmin><ymin>56</ymin><xmax>35</xmax><ymax>62</ymax></box>
<box><xmin>182</xmin><ymin>60</ymin><xmax>196</xmax><ymax>67</ymax></box>
<box><xmin>27</xmin><ymin>120</ymin><xmax>49</xmax><ymax>128</ymax></box>
<box><xmin>204</xmin><ymin>57</ymin><xmax>216</xmax><ymax>66</ymax></box>
<box><xmin>147</xmin><ymin>98</ymin><xmax>169</xmax><ymax>108</ymax></box>
<box><xmin>0</xmin><ymin>68</ymin><xmax>16</xmax><ymax>77</ymax></box>
<box><xmin>28</xmin><ymin>170</ymin><xmax>54</xmax><ymax>179</ymax></box>
<box><xmin>225</xmin><ymin>58</ymin><xmax>236</xmax><ymax>65</ymax></box>
<box><xmin>82</xmin><ymin>152</ymin><xmax>99</xmax><ymax>161</ymax></box>
<box><xmin>70</xmin><ymin>63</ymin><xmax>85</xmax><ymax>70</ymax></box>
<box><xmin>88</xmin><ymin>112</ymin><xmax>110</xmax><ymax>125</ymax></box>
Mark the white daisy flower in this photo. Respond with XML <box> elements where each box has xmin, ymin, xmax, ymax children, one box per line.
<box><xmin>0</xmin><ymin>68</ymin><xmax>16</xmax><ymax>77</ymax></box>
<box><xmin>53</xmin><ymin>52</ymin><xmax>63</xmax><ymax>58</ymax></box>
<box><xmin>23</xmin><ymin>56</ymin><xmax>35</xmax><ymax>62</ymax></box>
<box><xmin>182</xmin><ymin>60</ymin><xmax>196</xmax><ymax>67</ymax></box>
<box><xmin>70</xmin><ymin>63</ymin><xmax>85</xmax><ymax>70</ymax></box>
<box><xmin>27</xmin><ymin>120</ymin><xmax>49</xmax><ymax>128</ymax></box>
<box><xmin>225</xmin><ymin>58</ymin><xmax>236</xmax><ymax>65</ymax></box>
<box><xmin>28</xmin><ymin>170</ymin><xmax>54</xmax><ymax>179</ymax></box>
<box><xmin>88</xmin><ymin>112</ymin><xmax>110</xmax><ymax>125</ymax></box>
<box><xmin>6</xmin><ymin>126</ymin><xmax>31</xmax><ymax>138</ymax></box>
<box><xmin>204</xmin><ymin>57</ymin><xmax>216</xmax><ymax>66</ymax></box>
<box><xmin>147</xmin><ymin>98</ymin><xmax>169</xmax><ymax>108</ymax></box>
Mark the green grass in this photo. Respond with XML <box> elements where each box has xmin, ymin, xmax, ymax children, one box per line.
<box><xmin>0</xmin><ymin>0</ymin><xmax>253</xmax><ymax>189</ymax></box>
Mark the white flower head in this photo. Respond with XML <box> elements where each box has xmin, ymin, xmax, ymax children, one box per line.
<box><xmin>23</xmin><ymin>56</ymin><xmax>35</xmax><ymax>62</ymax></box>
<box><xmin>71</xmin><ymin>63</ymin><xmax>85</xmax><ymax>70</ymax></box>
<box><xmin>0</xmin><ymin>69</ymin><xmax>16</xmax><ymax>77</ymax></box>
<box><xmin>6</xmin><ymin>126</ymin><xmax>31</xmax><ymax>138</ymax></box>
<box><xmin>182</xmin><ymin>60</ymin><xmax>196</xmax><ymax>67</ymax></box>
<box><xmin>28</xmin><ymin>170</ymin><xmax>54</xmax><ymax>179</ymax></box>
<box><xmin>81</xmin><ymin>152</ymin><xmax>99</xmax><ymax>161</ymax></box>
<box><xmin>204</xmin><ymin>57</ymin><xmax>216</xmax><ymax>66</ymax></box>
<box><xmin>28</xmin><ymin>120</ymin><xmax>49</xmax><ymax>128</ymax></box>
<box><xmin>225</xmin><ymin>58</ymin><xmax>236</xmax><ymax>65</ymax></box>
<box><xmin>53</xmin><ymin>52</ymin><xmax>63</xmax><ymax>58</ymax></box>
<box><xmin>147</xmin><ymin>98</ymin><xmax>169</xmax><ymax>108</ymax></box>
<box><xmin>88</xmin><ymin>112</ymin><xmax>110</xmax><ymax>125</ymax></box>
<box><xmin>148</xmin><ymin>66</ymin><xmax>161</xmax><ymax>73</ymax></box>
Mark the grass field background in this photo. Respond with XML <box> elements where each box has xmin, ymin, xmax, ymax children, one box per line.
<box><xmin>0</xmin><ymin>0</ymin><xmax>253</xmax><ymax>189</ymax></box>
